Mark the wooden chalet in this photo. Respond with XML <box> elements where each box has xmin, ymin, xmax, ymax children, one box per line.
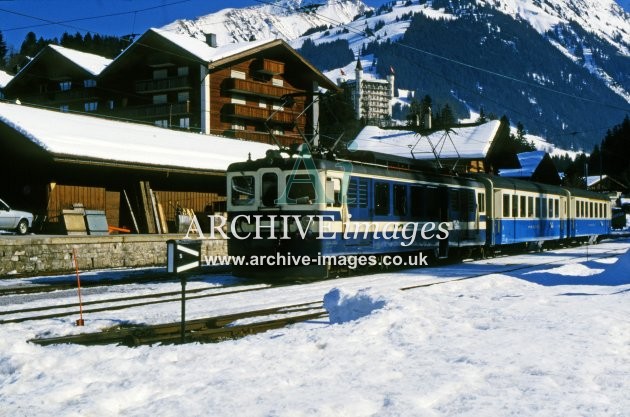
<box><xmin>4</xmin><ymin>29</ymin><xmax>338</xmax><ymax>149</ymax></box>
<box><xmin>4</xmin><ymin>44</ymin><xmax>111</xmax><ymax>113</ymax></box>
<box><xmin>350</xmin><ymin>121</ymin><xmax>502</xmax><ymax>174</ymax></box>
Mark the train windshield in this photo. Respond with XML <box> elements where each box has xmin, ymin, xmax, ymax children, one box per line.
<box><xmin>231</xmin><ymin>175</ymin><xmax>255</xmax><ymax>206</ymax></box>
<box><xmin>286</xmin><ymin>174</ymin><xmax>317</xmax><ymax>204</ymax></box>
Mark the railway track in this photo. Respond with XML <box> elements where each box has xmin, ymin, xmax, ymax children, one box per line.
<box><xmin>25</xmin><ymin>244</ymin><xmax>627</xmax><ymax>347</ymax></box>
<box><xmin>29</xmin><ymin>302</ymin><xmax>326</xmax><ymax>347</ymax></box>
<box><xmin>0</xmin><ymin>269</ymin><xmax>182</xmax><ymax>297</ymax></box>
<box><xmin>0</xmin><ymin>282</ymin><xmax>273</xmax><ymax>324</ymax></box>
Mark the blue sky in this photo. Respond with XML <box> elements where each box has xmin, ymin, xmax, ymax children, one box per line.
<box><xmin>0</xmin><ymin>0</ymin><xmax>383</xmax><ymax>50</ymax></box>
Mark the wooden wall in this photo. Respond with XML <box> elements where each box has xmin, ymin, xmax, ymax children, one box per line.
<box><xmin>209</xmin><ymin>61</ymin><xmax>306</xmax><ymax>143</ymax></box>
<box><xmin>46</xmin><ymin>183</ymin><xmax>225</xmax><ymax>234</ymax></box>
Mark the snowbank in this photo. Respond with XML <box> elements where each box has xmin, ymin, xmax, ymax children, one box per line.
<box><xmin>323</xmin><ymin>287</ymin><xmax>387</xmax><ymax>324</ymax></box>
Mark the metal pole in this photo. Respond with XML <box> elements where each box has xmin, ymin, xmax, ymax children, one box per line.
<box><xmin>180</xmin><ymin>276</ymin><xmax>186</xmax><ymax>343</ymax></box>
<box><xmin>585</xmin><ymin>162</ymin><xmax>588</xmax><ymax>190</ymax></box>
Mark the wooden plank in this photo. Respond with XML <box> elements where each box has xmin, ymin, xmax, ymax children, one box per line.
<box><xmin>154</xmin><ymin>193</ymin><xmax>169</xmax><ymax>233</ymax></box>
<box><xmin>138</xmin><ymin>181</ymin><xmax>156</xmax><ymax>234</ymax></box>
<box><xmin>123</xmin><ymin>189</ymin><xmax>139</xmax><ymax>233</ymax></box>
<box><xmin>149</xmin><ymin>188</ymin><xmax>162</xmax><ymax>234</ymax></box>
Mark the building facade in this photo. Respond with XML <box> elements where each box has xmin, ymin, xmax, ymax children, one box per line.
<box><xmin>339</xmin><ymin>57</ymin><xmax>394</xmax><ymax>126</ymax></box>
<box><xmin>4</xmin><ymin>29</ymin><xmax>338</xmax><ymax>148</ymax></box>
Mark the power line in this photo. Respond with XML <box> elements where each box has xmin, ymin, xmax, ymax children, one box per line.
<box><xmin>0</xmin><ymin>0</ymin><xmax>193</xmax><ymax>33</ymax></box>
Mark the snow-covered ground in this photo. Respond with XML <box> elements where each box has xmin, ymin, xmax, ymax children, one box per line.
<box><xmin>1</xmin><ymin>239</ymin><xmax>629</xmax><ymax>416</ymax></box>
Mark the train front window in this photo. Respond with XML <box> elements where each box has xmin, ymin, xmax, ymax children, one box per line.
<box><xmin>286</xmin><ymin>174</ymin><xmax>317</xmax><ymax>204</ymax></box>
<box><xmin>231</xmin><ymin>175</ymin><xmax>255</xmax><ymax>206</ymax></box>
<box><xmin>262</xmin><ymin>173</ymin><xmax>278</xmax><ymax>207</ymax></box>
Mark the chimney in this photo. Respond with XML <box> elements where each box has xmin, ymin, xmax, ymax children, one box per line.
<box><xmin>205</xmin><ymin>33</ymin><xmax>217</xmax><ymax>48</ymax></box>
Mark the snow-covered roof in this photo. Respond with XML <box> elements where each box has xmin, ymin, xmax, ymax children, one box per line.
<box><xmin>0</xmin><ymin>102</ymin><xmax>272</xmax><ymax>172</ymax></box>
<box><xmin>499</xmin><ymin>150</ymin><xmax>547</xmax><ymax>178</ymax></box>
<box><xmin>0</xmin><ymin>70</ymin><xmax>12</xmax><ymax>88</ymax></box>
<box><xmin>48</xmin><ymin>45</ymin><xmax>112</xmax><ymax>76</ymax></box>
<box><xmin>349</xmin><ymin>120</ymin><xmax>501</xmax><ymax>160</ymax></box>
<box><xmin>587</xmin><ymin>175</ymin><xmax>609</xmax><ymax>187</ymax></box>
<box><xmin>147</xmin><ymin>28</ymin><xmax>276</xmax><ymax>63</ymax></box>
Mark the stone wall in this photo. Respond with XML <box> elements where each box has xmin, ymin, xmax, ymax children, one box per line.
<box><xmin>0</xmin><ymin>235</ymin><xmax>227</xmax><ymax>277</ymax></box>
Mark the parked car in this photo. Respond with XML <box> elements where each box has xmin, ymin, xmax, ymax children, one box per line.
<box><xmin>0</xmin><ymin>198</ymin><xmax>34</xmax><ymax>235</ymax></box>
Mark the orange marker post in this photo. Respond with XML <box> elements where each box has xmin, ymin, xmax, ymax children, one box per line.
<box><xmin>73</xmin><ymin>248</ymin><xmax>85</xmax><ymax>326</ymax></box>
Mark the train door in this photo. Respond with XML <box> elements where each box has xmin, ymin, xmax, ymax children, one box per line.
<box><xmin>345</xmin><ymin>176</ymin><xmax>371</xmax><ymax>248</ymax></box>
<box><xmin>493</xmin><ymin>189</ymin><xmax>503</xmax><ymax>245</ymax></box>
<box><xmin>559</xmin><ymin>196</ymin><xmax>567</xmax><ymax>239</ymax></box>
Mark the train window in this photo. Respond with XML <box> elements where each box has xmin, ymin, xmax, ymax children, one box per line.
<box><xmin>286</xmin><ymin>174</ymin><xmax>317</xmax><ymax>204</ymax></box>
<box><xmin>527</xmin><ymin>196</ymin><xmax>534</xmax><ymax>217</ymax></box>
<box><xmin>393</xmin><ymin>185</ymin><xmax>407</xmax><ymax>216</ymax></box>
<box><xmin>503</xmin><ymin>194</ymin><xmax>510</xmax><ymax>217</ymax></box>
<box><xmin>411</xmin><ymin>186</ymin><xmax>423</xmax><ymax>218</ymax></box>
<box><xmin>590</xmin><ymin>202</ymin><xmax>594</xmax><ymax>218</ymax></box>
<box><xmin>554</xmin><ymin>199</ymin><xmax>559</xmax><ymax>218</ymax></box>
<box><xmin>541</xmin><ymin>198</ymin><xmax>547</xmax><ymax>218</ymax></box>
<box><xmin>261</xmin><ymin>173</ymin><xmax>278</xmax><ymax>207</ymax></box>
<box><xmin>374</xmin><ymin>182</ymin><xmax>390</xmax><ymax>216</ymax></box>
<box><xmin>512</xmin><ymin>195</ymin><xmax>519</xmax><ymax>218</ymax></box>
<box><xmin>548</xmin><ymin>199</ymin><xmax>554</xmax><ymax>218</ymax></box>
<box><xmin>520</xmin><ymin>196</ymin><xmax>526</xmax><ymax>218</ymax></box>
<box><xmin>535</xmin><ymin>197</ymin><xmax>541</xmax><ymax>217</ymax></box>
<box><xmin>477</xmin><ymin>192</ymin><xmax>485</xmax><ymax>213</ymax></box>
<box><xmin>231</xmin><ymin>175</ymin><xmax>255</xmax><ymax>206</ymax></box>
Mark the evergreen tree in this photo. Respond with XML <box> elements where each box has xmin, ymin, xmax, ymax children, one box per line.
<box><xmin>0</xmin><ymin>31</ymin><xmax>7</xmax><ymax>69</ymax></box>
<box><xmin>436</xmin><ymin>103</ymin><xmax>455</xmax><ymax>128</ymax></box>
<box><xmin>601</xmin><ymin>115</ymin><xmax>630</xmax><ymax>187</ymax></box>
<box><xmin>405</xmin><ymin>99</ymin><xmax>423</xmax><ymax>127</ymax></box>
<box><xmin>477</xmin><ymin>106</ymin><xmax>487</xmax><ymax>123</ymax></box>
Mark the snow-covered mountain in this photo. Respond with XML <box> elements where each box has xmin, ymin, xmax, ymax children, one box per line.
<box><xmin>161</xmin><ymin>0</ymin><xmax>368</xmax><ymax>45</ymax></box>
<box><xmin>162</xmin><ymin>0</ymin><xmax>629</xmax><ymax>149</ymax></box>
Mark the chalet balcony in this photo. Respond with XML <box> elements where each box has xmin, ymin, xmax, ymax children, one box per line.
<box><xmin>52</xmin><ymin>88</ymin><xmax>100</xmax><ymax>102</ymax></box>
<box><xmin>224</xmin><ymin>103</ymin><xmax>295</xmax><ymax>125</ymax></box>
<box><xmin>223</xmin><ymin>78</ymin><xmax>304</xmax><ymax>100</ymax></box>
<box><xmin>135</xmin><ymin>76</ymin><xmax>191</xmax><ymax>93</ymax></box>
<box><xmin>254</xmin><ymin>59</ymin><xmax>284</xmax><ymax>75</ymax></box>
<box><xmin>114</xmin><ymin>102</ymin><xmax>190</xmax><ymax>119</ymax></box>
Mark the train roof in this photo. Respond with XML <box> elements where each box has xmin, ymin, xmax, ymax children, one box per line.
<box><xmin>470</xmin><ymin>173</ymin><xmax>610</xmax><ymax>201</ymax></box>
<box><xmin>228</xmin><ymin>153</ymin><xmax>484</xmax><ymax>188</ymax></box>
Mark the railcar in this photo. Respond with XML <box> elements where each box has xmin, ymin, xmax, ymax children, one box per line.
<box><xmin>471</xmin><ymin>174</ymin><xmax>570</xmax><ymax>250</ymax></box>
<box><xmin>226</xmin><ymin>149</ymin><xmax>611</xmax><ymax>278</ymax></box>
<box><xmin>566</xmin><ymin>188</ymin><xmax>612</xmax><ymax>242</ymax></box>
<box><xmin>227</xmin><ymin>150</ymin><xmax>486</xmax><ymax>278</ymax></box>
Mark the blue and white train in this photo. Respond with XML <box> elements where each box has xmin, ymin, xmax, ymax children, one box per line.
<box><xmin>226</xmin><ymin>150</ymin><xmax>611</xmax><ymax>278</ymax></box>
